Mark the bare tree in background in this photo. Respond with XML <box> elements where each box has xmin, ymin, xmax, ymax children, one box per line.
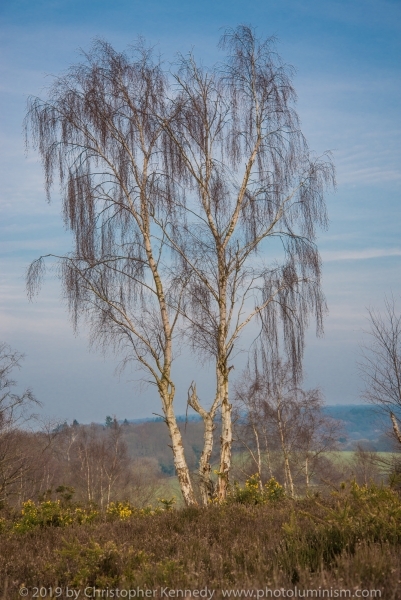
<box><xmin>163</xmin><ymin>26</ymin><xmax>334</xmax><ymax>499</ymax></box>
<box><xmin>0</xmin><ymin>343</ymin><xmax>40</xmax><ymax>503</ymax></box>
<box><xmin>234</xmin><ymin>351</ymin><xmax>340</xmax><ymax>495</ymax></box>
<box><xmin>103</xmin><ymin>418</ymin><xmax>129</xmax><ymax>506</ymax></box>
<box><xmin>25</xmin><ymin>42</ymin><xmax>197</xmax><ymax>505</ymax></box>
<box><xmin>234</xmin><ymin>359</ymin><xmax>299</xmax><ymax>495</ymax></box>
<box><xmin>291</xmin><ymin>388</ymin><xmax>341</xmax><ymax>492</ymax></box>
<box><xmin>349</xmin><ymin>444</ymin><xmax>382</xmax><ymax>486</ymax></box>
<box><xmin>359</xmin><ymin>296</ymin><xmax>401</xmax><ymax>446</ymax></box>
<box><xmin>71</xmin><ymin>422</ymin><xmax>132</xmax><ymax>507</ymax></box>
<box><xmin>234</xmin><ymin>368</ymin><xmax>270</xmax><ymax>489</ymax></box>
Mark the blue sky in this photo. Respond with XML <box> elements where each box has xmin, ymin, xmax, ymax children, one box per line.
<box><xmin>0</xmin><ymin>0</ymin><xmax>400</xmax><ymax>422</ymax></box>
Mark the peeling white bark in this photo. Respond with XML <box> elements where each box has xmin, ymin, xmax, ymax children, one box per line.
<box><xmin>277</xmin><ymin>403</ymin><xmax>294</xmax><ymax>497</ymax></box>
<box><xmin>188</xmin><ymin>383</ymin><xmax>219</xmax><ymax>505</ymax></box>
<box><xmin>390</xmin><ymin>412</ymin><xmax>401</xmax><ymax>445</ymax></box>
<box><xmin>218</xmin><ymin>376</ymin><xmax>232</xmax><ymax>501</ymax></box>
<box><xmin>164</xmin><ymin>401</ymin><xmax>197</xmax><ymax>506</ymax></box>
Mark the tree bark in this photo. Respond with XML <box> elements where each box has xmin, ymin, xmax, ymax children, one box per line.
<box><xmin>164</xmin><ymin>401</ymin><xmax>197</xmax><ymax>506</ymax></box>
<box><xmin>390</xmin><ymin>412</ymin><xmax>401</xmax><ymax>445</ymax></box>
<box><xmin>251</xmin><ymin>422</ymin><xmax>263</xmax><ymax>490</ymax></box>
<box><xmin>305</xmin><ymin>454</ymin><xmax>309</xmax><ymax>491</ymax></box>
<box><xmin>218</xmin><ymin>374</ymin><xmax>232</xmax><ymax>501</ymax></box>
<box><xmin>188</xmin><ymin>384</ymin><xmax>218</xmax><ymax>505</ymax></box>
<box><xmin>263</xmin><ymin>430</ymin><xmax>274</xmax><ymax>479</ymax></box>
<box><xmin>277</xmin><ymin>404</ymin><xmax>294</xmax><ymax>497</ymax></box>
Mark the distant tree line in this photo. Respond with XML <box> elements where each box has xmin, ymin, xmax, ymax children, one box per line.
<box><xmin>2</xmin><ymin>331</ymin><xmax>401</xmax><ymax>508</ymax></box>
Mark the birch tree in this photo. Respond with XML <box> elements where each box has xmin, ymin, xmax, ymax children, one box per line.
<box><xmin>234</xmin><ymin>352</ymin><xmax>341</xmax><ymax>494</ymax></box>
<box><xmin>71</xmin><ymin>422</ymin><xmax>131</xmax><ymax>508</ymax></box>
<box><xmin>233</xmin><ymin>365</ymin><xmax>273</xmax><ymax>488</ymax></box>
<box><xmin>163</xmin><ymin>26</ymin><xmax>334</xmax><ymax>499</ymax></box>
<box><xmin>25</xmin><ymin>41</ymin><xmax>197</xmax><ymax>506</ymax></box>
<box><xmin>292</xmin><ymin>390</ymin><xmax>341</xmax><ymax>491</ymax></box>
<box><xmin>359</xmin><ymin>296</ymin><xmax>401</xmax><ymax>446</ymax></box>
<box><xmin>233</xmin><ymin>357</ymin><xmax>299</xmax><ymax>495</ymax></box>
<box><xmin>25</xmin><ymin>28</ymin><xmax>334</xmax><ymax>504</ymax></box>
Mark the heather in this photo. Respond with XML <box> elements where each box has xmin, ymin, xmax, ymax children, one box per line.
<box><xmin>0</xmin><ymin>482</ymin><xmax>400</xmax><ymax>598</ymax></box>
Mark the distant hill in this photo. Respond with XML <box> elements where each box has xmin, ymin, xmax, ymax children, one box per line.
<box><xmin>118</xmin><ymin>405</ymin><xmax>397</xmax><ymax>467</ymax></box>
<box><xmin>323</xmin><ymin>405</ymin><xmax>397</xmax><ymax>451</ymax></box>
<box><xmin>323</xmin><ymin>405</ymin><xmax>382</xmax><ymax>440</ymax></box>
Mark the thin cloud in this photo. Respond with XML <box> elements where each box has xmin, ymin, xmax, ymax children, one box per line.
<box><xmin>322</xmin><ymin>248</ymin><xmax>401</xmax><ymax>261</ymax></box>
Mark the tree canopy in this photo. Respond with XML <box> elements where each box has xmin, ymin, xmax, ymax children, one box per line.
<box><xmin>25</xmin><ymin>26</ymin><xmax>334</xmax><ymax>504</ymax></box>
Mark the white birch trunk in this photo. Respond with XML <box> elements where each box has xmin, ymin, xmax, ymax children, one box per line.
<box><xmin>198</xmin><ymin>414</ymin><xmax>215</xmax><ymax>505</ymax></box>
<box><xmin>164</xmin><ymin>402</ymin><xmax>197</xmax><ymax>506</ymax></box>
<box><xmin>218</xmin><ymin>375</ymin><xmax>232</xmax><ymax>501</ymax></box>
<box><xmin>252</xmin><ymin>423</ymin><xmax>263</xmax><ymax>490</ymax></box>
<box><xmin>390</xmin><ymin>412</ymin><xmax>401</xmax><ymax>444</ymax></box>
<box><xmin>277</xmin><ymin>404</ymin><xmax>294</xmax><ymax>497</ymax></box>
<box><xmin>263</xmin><ymin>429</ymin><xmax>274</xmax><ymax>479</ymax></box>
<box><xmin>188</xmin><ymin>384</ymin><xmax>218</xmax><ymax>505</ymax></box>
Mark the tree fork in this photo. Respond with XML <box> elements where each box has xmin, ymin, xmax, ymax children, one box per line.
<box><xmin>188</xmin><ymin>383</ymin><xmax>218</xmax><ymax>505</ymax></box>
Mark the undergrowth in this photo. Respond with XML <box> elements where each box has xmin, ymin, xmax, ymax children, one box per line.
<box><xmin>0</xmin><ymin>480</ymin><xmax>400</xmax><ymax>598</ymax></box>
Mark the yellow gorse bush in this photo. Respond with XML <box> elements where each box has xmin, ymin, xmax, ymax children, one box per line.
<box><xmin>157</xmin><ymin>497</ymin><xmax>176</xmax><ymax>510</ymax></box>
<box><xmin>106</xmin><ymin>501</ymin><xmax>136</xmax><ymax>519</ymax></box>
<box><xmin>228</xmin><ymin>474</ymin><xmax>285</xmax><ymax>505</ymax></box>
<box><xmin>13</xmin><ymin>499</ymin><xmax>169</xmax><ymax>531</ymax></box>
<box><xmin>106</xmin><ymin>501</ymin><xmax>164</xmax><ymax>519</ymax></box>
<box><xmin>13</xmin><ymin>499</ymin><xmax>99</xmax><ymax>532</ymax></box>
<box><xmin>8</xmin><ymin>497</ymin><xmax>171</xmax><ymax>533</ymax></box>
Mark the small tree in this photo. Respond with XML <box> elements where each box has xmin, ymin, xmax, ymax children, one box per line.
<box><xmin>234</xmin><ymin>351</ymin><xmax>340</xmax><ymax>495</ymax></box>
<box><xmin>359</xmin><ymin>296</ymin><xmax>401</xmax><ymax>446</ymax></box>
<box><xmin>105</xmin><ymin>416</ymin><xmax>114</xmax><ymax>429</ymax></box>
<box><xmin>65</xmin><ymin>423</ymin><xmax>130</xmax><ymax>507</ymax></box>
<box><xmin>350</xmin><ymin>444</ymin><xmax>382</xmax><ymax>486</ymax></box>
<box><xmin>0</xmin><ymin>343</ymin><xmax>39</xmax><ymax>503</ymax></box>
<box><xmin>291</xmin><ymin>389</ymin><xmax>341</xmax><ymax>492</ymax></box>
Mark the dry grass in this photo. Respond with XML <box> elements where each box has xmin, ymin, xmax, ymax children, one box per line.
<box><xmin>0</xmin><ymin>483</ymin><xmax>400</xmax><ymax>598</ymax></box>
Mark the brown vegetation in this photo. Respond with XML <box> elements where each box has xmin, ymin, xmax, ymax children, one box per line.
<box><xmin>0</xmin><ymin>482</ymin><xmax>400</xmax><ymax>598</ymax></box>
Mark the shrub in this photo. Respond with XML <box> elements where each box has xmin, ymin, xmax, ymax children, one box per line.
<box><xmin>106</xmin><ymin>501</ymin><xmax>161</xmax><ymax>519</ymax></box>
<box><xmin>228</xmin><ymin>474</ymin><xmax>285</xmax><ymax>504</ymax></box>
<box><xmin>277</xmin><ymin>480</ymin><xmax>401</xmax><ymax>579</ymax></box>
<box><xmin>13</xmin><ymin>500</ymin><xmax>99</xmax><ymax>532</ymax></box>
<box><xmin>1</xmin><ymin>481</ymin><xmax>401</xmax><ymax>596</ymax></box>
<box><xmin>157</xmin><ymin>497</ymin><xmax>176</xmax><ymax>510</ymax></box>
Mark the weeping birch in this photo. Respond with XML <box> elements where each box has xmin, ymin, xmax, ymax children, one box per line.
<box><xmin>25</xmin><ymin>41</ymin><xmax>197</xmax><ymax>506</ymax></box>
<box><xmin>162</xmin><ymin>26</ymin><xmax>334</xmax><ymax>499</ymax></box>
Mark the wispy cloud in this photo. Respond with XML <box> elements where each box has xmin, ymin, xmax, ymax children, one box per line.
<box><xmin>322</xmin><ymin>248</ymin><xmax>401</xmax><ymax>261</ymax></box>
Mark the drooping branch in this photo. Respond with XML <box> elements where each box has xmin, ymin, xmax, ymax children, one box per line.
<box><xmin>25</xmin><ymin>39</ymin><xmax>198</xmax><ymax>506</ymax></box>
